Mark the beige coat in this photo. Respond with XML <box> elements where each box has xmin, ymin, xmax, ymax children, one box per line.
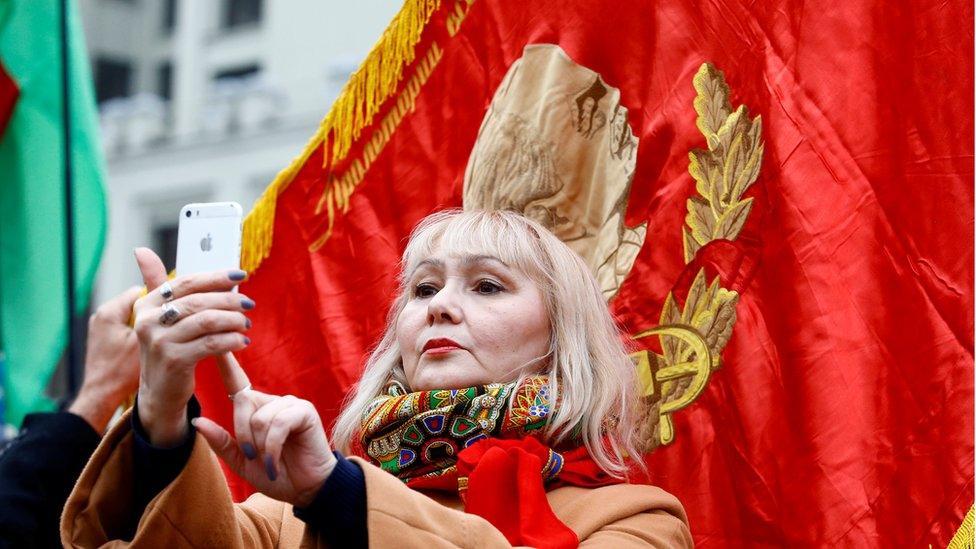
<box><xmin>61</xmin><ymin>410</ymin><xmax>693</xmax><ymax>548</ymax></box>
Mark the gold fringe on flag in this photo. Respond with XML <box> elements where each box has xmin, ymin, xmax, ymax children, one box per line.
<box><xmin>309</xmin><ymin>42</ymin><xmax>445</xmax><ymax>252</ymax></box>
<box><xmin>240</xmin><ymin>0</ymin><xmax>442</xmax><ymax>273</ymax></box>
<box><xmin>947</xmin><ymin>505</ymin><xmax>974</xmax><ymax>549</ymax></box>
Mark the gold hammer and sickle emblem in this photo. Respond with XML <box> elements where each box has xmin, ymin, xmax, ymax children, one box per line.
<box><xmin>631</xmin><ymin>325</ymin><xmax>712</xmax><ymax>445</ymax></box>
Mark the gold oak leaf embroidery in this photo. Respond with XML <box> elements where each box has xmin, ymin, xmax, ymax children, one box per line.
<box><xmin>633</xmin><ymin>62</ymin><xmax>762</xmax><ymax>451</ymax></box>
<box><xmin>683</xmin><ymin>63</ymin><xmax>764</xmax><ymax>263</ymax></box>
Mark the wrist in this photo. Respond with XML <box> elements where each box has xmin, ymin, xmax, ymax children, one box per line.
<box><xmin>294</xmin><ymin>453</ymin><xmax>339</xmax><ymax>508</ymax></box>
<box><xmin>136</xmin><ymin>389</ymin><xmax>191</xmax><ymax>448</ymax></box>
<box><xmin>67</xmin><ymin>387</ymin><xmax>116</xmax><ymax>434</ymax></box>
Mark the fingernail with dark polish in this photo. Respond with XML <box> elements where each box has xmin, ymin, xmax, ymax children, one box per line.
<box><xmin>229</xmin><ymin>270</ymin><xmax>247</xmax><ymax>281</ymax></box>
<box><xmin>245</xmin><ymin>318</ymin><xmax>252</xmax><ymax>329</ymax></box>
<box><xmin>241</xmin><ymin>298</ymin><xmax>255</xmax><ymax>310</ymax></box>
<box><xmin>241</xmin><ymin>442</ymin><xmax>257</xmax><ymax>460</ymax></box>
<box><xmin>265</xmin><ymin>455</ymin><xmax>277</xmax><ymax>481</ymax></box>
<box><xmin>243</xmin><ymin>337</ymin><xmax>251</xmax><ymax>346</ymax></box>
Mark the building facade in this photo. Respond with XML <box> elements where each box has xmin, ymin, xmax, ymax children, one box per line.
<box><xmin>79</xmin><ymin>0</ymin><xmax>400</xmax><ymax>303</ymax></box>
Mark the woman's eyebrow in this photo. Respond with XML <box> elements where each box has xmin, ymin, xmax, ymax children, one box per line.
<box><xmin>405</xmin><ymin>258</ymin><xmax>446</xmax><ymax>283</ymax></box>
<box><xmin>415</xmin><ymin>258</ymin><xmax>444</xmax><ymax>270</ymax></box>
<box><xmin>461</xmin><ymin>254</ymin><xmax>509</xmax><ymax>268</ymax></box>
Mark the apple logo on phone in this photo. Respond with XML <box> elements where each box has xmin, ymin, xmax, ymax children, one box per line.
<box><xmin>200</xmin><ymin>233</ymin><xmax>213</xmax><ymax>252</ymax></box>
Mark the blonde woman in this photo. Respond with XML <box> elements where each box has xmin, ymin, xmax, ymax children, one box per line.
<box><xmin>62</xmin><ymin>210</ymin><xmax>692</xmax><ymax>548</ymax></box>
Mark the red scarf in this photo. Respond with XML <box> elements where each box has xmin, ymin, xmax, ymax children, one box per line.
<box><xmin>410</xmin><ymin>437</ymin><xmax>623</xmax><ymax>548</ymax></box>
<box><xmin>361</xmin><ymin>377</ymin><xmax>623</xmax><ymax>548</ymax></box>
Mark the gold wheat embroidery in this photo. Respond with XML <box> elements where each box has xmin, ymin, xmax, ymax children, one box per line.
<box><xmin>683</xmin><ymin>63</ymin><xmax>764</xmax><ymax>263</ymax></box>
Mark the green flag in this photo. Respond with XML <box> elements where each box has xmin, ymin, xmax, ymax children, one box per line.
<box><xmin>0</xmin><ymin>0</ymin><xmax>107</xmax><ymax>426</ymax></box>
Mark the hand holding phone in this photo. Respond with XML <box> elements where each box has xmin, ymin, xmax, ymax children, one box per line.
<box><xmin>131</xmin><ymin>202</ymin><xmax>250</xmax><ymax>446</ymax></box>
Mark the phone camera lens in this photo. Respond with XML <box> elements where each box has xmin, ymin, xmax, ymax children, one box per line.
<box><xmin>185</xmin><ymin>210</ymin><xmax>191</xmax><ymax>218</ymax></box>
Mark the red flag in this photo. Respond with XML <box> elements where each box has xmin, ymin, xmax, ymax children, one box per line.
<box><xmin>0</xmin><ymin>59</ymin><xmax>19</xmax><ymax>136</ymax></box>
<box><xmin>194</xmin><ymin>0</ymin><xmax>974</xmax><ymax>546</ymax></box>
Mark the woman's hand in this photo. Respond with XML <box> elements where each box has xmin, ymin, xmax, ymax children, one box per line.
<box><xmin>68</xmin><ymin>286</ymin><xmax>143</xmax><ymax>433</ymax></box>
<box><xmin>192</xmin><ymin>353</ymin><xmax>338</xmax><ymax>508</ymax></box>
<box><xmin>132</xmin><ymin>247</ymin><xmax>252</xmax><ymax>447</ymax></box>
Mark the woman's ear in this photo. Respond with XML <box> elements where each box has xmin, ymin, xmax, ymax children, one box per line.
<box><xmin>389</xmin><ymin>362</ymin><xmax>410</xmax><ymax>390</ymax></box>
<box><xmin>386</xmin><ymin>377</ymin><xmax>409</xmax><ymax>394</ymax></box>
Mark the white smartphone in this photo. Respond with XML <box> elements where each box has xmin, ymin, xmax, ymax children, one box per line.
<box><xmin>176</xmin><ymin>202</ymin><xmax>243</xmax><ymax>278</ymax></box>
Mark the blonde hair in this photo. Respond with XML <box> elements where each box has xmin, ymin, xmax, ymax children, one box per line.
<box><xmin>332</xmin><ymin>209</ymin><xmax>643</xmax><ymax>478</ymax></box>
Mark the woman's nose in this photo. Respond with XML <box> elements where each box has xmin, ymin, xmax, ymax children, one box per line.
<box><xmin>427</xmin><ymin>282</ymin><xmax>463</xmax><ymax>324</ymax></box>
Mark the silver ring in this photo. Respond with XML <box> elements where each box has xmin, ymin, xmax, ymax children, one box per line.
<box><xmin>159</xmin><ymin>281</ymin><xmax>174</xmax><ymax>301</ymax></box>
<box><xmin>159</xmin><ymin>302</ymin><xmax>182</xmax><ymax>326</ymax></box>
<box><xmin>229</xmin><ymin>383</ymin><xmax>252</xmax><ymax>401</ymax></box>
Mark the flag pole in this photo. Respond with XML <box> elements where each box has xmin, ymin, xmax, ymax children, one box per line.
<box><xmin>60</xmin><ymin>0</ymin><xmax>79</xmax><ymax>397</ymax></box>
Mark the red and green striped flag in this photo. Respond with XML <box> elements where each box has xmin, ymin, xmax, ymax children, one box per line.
<box><xmin>0</xmin><ymin>0</ymin><xmax>107</xmax><ymax>426</ymax></box>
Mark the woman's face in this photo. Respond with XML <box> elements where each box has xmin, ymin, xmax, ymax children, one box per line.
<box><xmin>396</xmin><ymin>251</ymin><xmax>551</xmax><ymax>391</ymax></box>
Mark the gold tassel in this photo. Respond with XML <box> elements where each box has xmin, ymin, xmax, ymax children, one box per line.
<box><xmin>240</xmin><ymin>123</ymin><xmax>327</xmax><ymax>272</ymax></box>
<box><xmin>240</xmin><ymin>0</ymin><xmax>442</xmax><ymax>273</ymax></box>
<box><xmin>320</xmin><ymin>0</ymin><xmax>440</xmax><ymax>164</ymax></box>
<box><xmin>947</xmin><ymin>505</ymin><xmax>974</xmax><ymax>549</ymax></box>
<box><xmin>309</xmin><ymin>42</ymin><xmax>444</xmax><ymax>252</ymax></box>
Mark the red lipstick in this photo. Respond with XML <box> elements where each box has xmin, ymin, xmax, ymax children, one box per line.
<box><xmin>423</xmin><ymin>338</ymin><xmax>463</xmax><ymax>355</ymax></box>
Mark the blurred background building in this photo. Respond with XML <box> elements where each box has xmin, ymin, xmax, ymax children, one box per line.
<box><xmin>78</xmin><ymin>0</ymin><xmax>400</xmax><ymax>304</ymax></box>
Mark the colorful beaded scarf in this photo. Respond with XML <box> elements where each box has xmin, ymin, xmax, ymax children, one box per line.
<box><xmin>360</xmin><ymin>375</ymin><xmax>558</xmax><ymax>482</ymax></box>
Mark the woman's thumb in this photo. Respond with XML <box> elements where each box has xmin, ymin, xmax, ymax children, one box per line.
<box><xmin>133</xmin><ymin>247</ymin><xmax>168</xmax><ymax>291</ymax></box>
<box><xmin>191</xmin><ymin>417</ymin><xmax>245</xmax><ymax>474</ymax></box>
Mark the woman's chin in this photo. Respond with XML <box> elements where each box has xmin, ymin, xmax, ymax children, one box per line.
<box><xmin>409</xmin><ymin>360</ymin><xmax>485</xmax><ymax>391</ymax></box>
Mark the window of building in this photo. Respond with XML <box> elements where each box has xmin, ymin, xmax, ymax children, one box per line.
<box><xmin>158</xmin><ymin>62</ymin><xmax>173</xmax><ymax>101</ymax></box>
<box><xmin>214</xmin><ymin>64</ymin><xmax>260</xmax><ymax>82</ymax></box>
<box><xmin>94</xmin><ymin>57</ymin><xmax>132</xmax><ymax>104</ymax></box>
<box><xmin>162</xmin><ymin>0</ymin><xmax>177</xmax><ymax>33</ymax></box>
<box><xmin>153</xmin><ymin>224</ymin><xmax>179</xmax><ymax>273</ymax></box>
<box><xmin>222</xmin><ymin>0</ymin><xmax>262</xmax><ymax>29</ymax></box>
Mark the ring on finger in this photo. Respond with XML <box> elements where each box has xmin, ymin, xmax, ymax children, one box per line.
<box><xmin>159</xmin><ymin>302</ymin><xmax>182</xmax><ymax>326</ymax></box>
<box><xmin>229</xmin><ymin>383</ymin><xmax>252</xmax><ymax>401</ymax></box>
<box><xmin>159</xmin><ymin>281</ymin><xmax>175</xmax><ymax>301</ymax></box>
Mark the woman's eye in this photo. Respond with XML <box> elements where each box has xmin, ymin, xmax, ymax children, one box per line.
<box><xmin>414</xmin><ymin>283</ymin><xmax>438</xmax><ymax>298</ymax></box>
<box><xmin>475</xmin><ymin>279</ymin><xmax>503</xmax><ymax>294</ymax></box>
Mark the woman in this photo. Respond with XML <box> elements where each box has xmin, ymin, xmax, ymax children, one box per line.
<box><xmin>62</xmin><ymin>210</ymin><xmax>692</xmax><ymax>548</ymax></box>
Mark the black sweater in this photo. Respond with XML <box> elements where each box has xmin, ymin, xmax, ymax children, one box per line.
<box><xmin>0</xmin><ymin>411</ymin><xmax>101</xmax><ymax>549</ymax></box>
